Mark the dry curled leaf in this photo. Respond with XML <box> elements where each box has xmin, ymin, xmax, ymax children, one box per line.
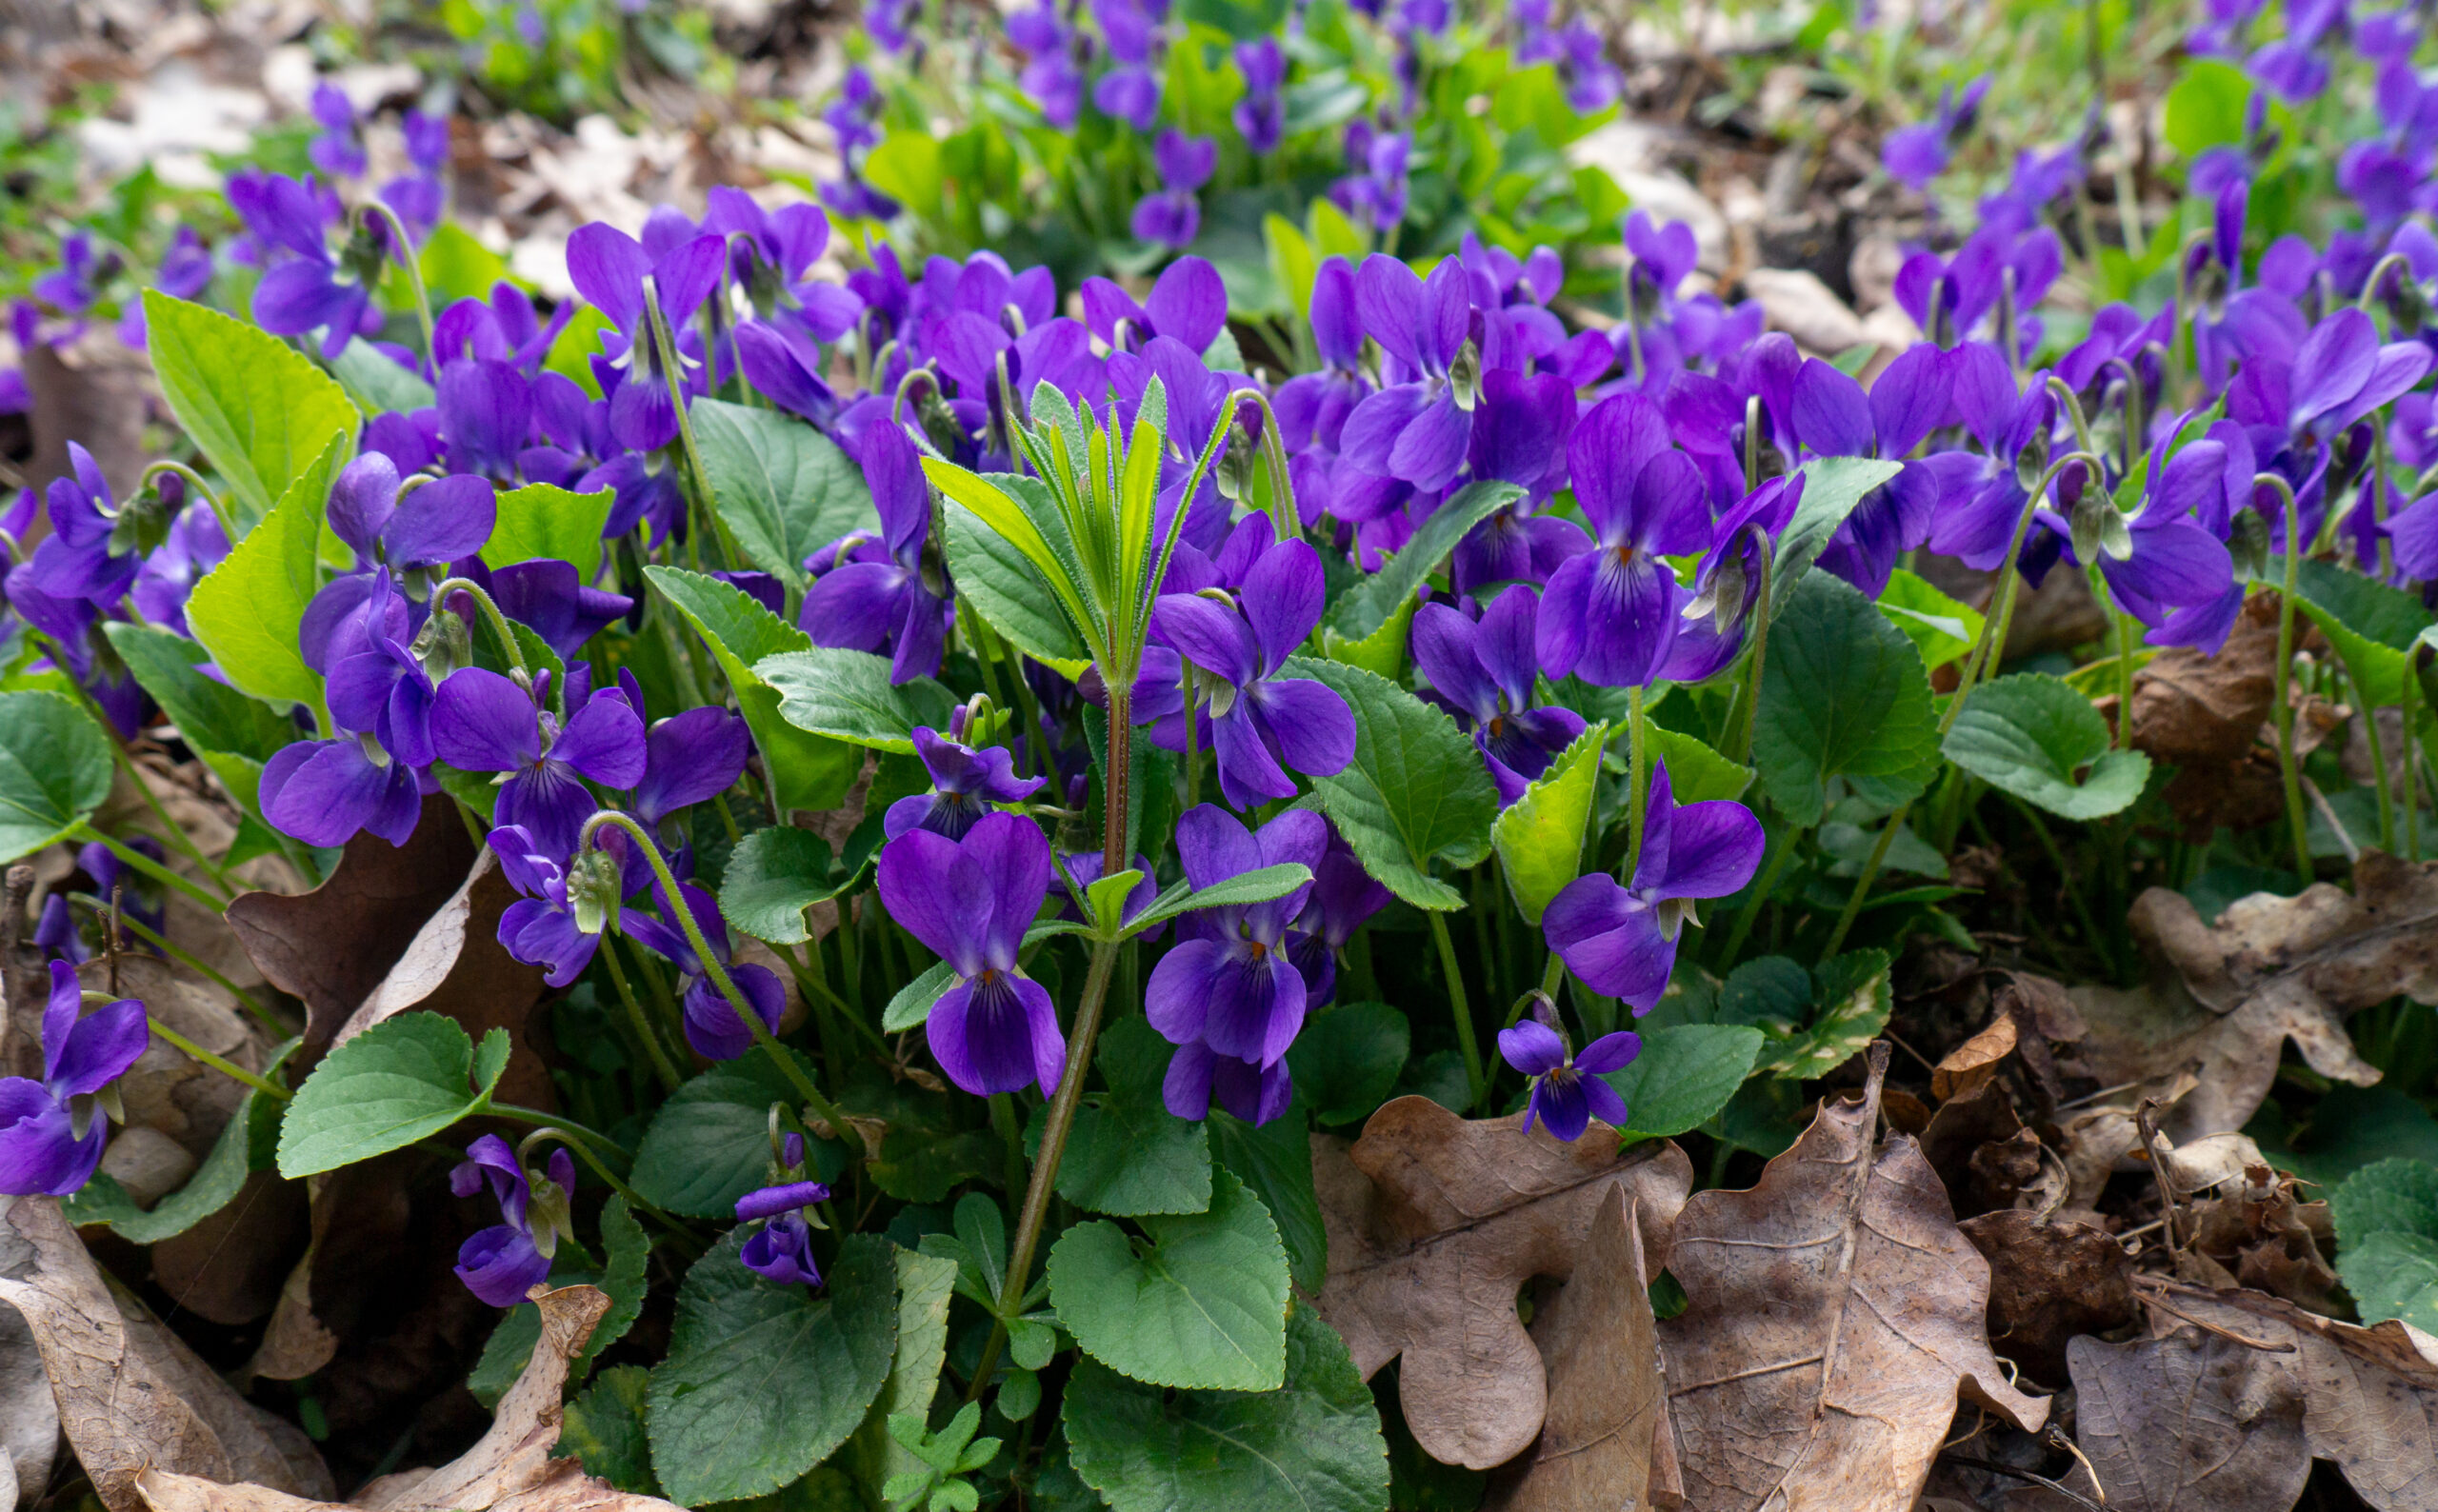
<box><xmin>2184</xmin><ymin>1165</ymin><xmax>2338</xmax><ymax>1312</ymax></box>
<box><xmin>2068</xmin><ymin>1326</ymin><xmax>2311</xmax><ymax>1512</ymax></box>
<box><xmin>1658</xmin><ymin>1044</ymin><xmax>2049</xmax><ymax>1512</ymax></box>
<box><xmin>1932</xmin><ymin>1016</ymin><xmax>2016</xmax><ymax>1103</ymax></box>
<box><xmin>0</xmin><ymin>1196</ymin><xmax>333</xmax><ymax>1512</ymax></box>
<box><xmin>225</xmin><ymin>796</ymin><xmax>476</xmax><ymax>1044</ymax></box>
<box><xmin>136</xmin><ymin>1283</ymin><xmax>675</xmax><ymax>1512</ymax></box>
<box><xmin>2072</xmin><ymin>852</ymin><xmax>2438</xmax><ymax>1141</ymax></box>
<box><xmin>1484</xmin><ymin>1188</ymin><xmax>1663</xmax><ymax>1511</ymax></box>
<box><xmin>1957</xmin><ymin>1210</ymin><xmax>2137</xmax><ymax>1387</ymax></box>
<box><xmin>1310</xmin><ymin>1095</ymin><xmax>1692</xmax><ymax>1470</ymax></box>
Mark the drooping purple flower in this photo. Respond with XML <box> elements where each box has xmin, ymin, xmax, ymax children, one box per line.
<box><xmin>491</xmin><ymin>824</ymin><xmax>605</xmax><ymax>987</ymax></box>
<box><xmin>875</xmin><ymin>811</ymin><xmax>1063</xmax><ymax>1097</ymax></box>
<box><xmin>260</xmin><ymin>736</ymin><xmax>425</xmax><ymax>848</ymax></box>
<box><xmin>1341</xmin><ymin>255</ymin><xmax>1475</xmax><ymax>490</ymax></box>
<box><xmin>801</xmin><ymin>420</ymin><xmax>953</xmax><ymax>683</ymax></box>
<box><xmin>1146</xmin><ymin>805</ymin><xmax>1328</xmax><ymax>1124</ymax></box>
<box><xmin>22</xmin><ymin>443</ymin><xmax>139</xmax><ymax>604</ymax></box>
<box><xmin>1543</xmin><ymin>759</ymin><xmax>1765</xmax><ymax>1011</ymax></box>
<box><xmin>1412</xmin><ymin>587</ymin><xmax>1588</xmax><ymax>804</ymax></box>
<box><xmin>326</xmin><ymin>453</ymin><xmax>499</xmax><ymax>576</ymax></box>
<box><xmin>886</xmin><ymin>726</ymin><xmax>1047</xmax><ymax>840</ymax></box>
<box><xmin>2090</xmin><ymin>438</ymin><xmax>2241</xmax><ymax>652</ymax></box>
<box><xmin>566</xmin><ymin>221</ymin><xmax>725</xmax><ymax>452</ymax></box>
<box><xmin>1534</xmin><ymin>393</ymin><xmax>1708</xmax><ymax>687</ymax></box>
<box><xmin>32</xmin><ymin>231</ymin><xmax>112</xmax><ymax>320</ymax></box>
<box><xmin>1233</xmin><ymin>37</ymin><xmax>1286</xmax><ymax>152</ymax></box>
<box><xmin>1285</xmin><ymin>826</ymin><xmax>1389</xmax><ymax>1010</ymax></box>
<box><xmin>632</xmin><ymin>706</ymin><xmax>751</xmax><ymax>826</ymax></box>
<box><xmin>450</xmin><ymin>1133</ymin><xmax>575</xmax><ymax>1306</ymax></box>
<box><xmin>1665</xmin><ymin>472</ymin><xmax>1806</xmax><ymax>684</ymax></box>
<box><xmin>1882</xmin><ymin>75</ymin><xmax>1991</xmax><ymax>189</ymax></box>
<box><xmin>1133</xmin><ymin>130</ymin><xmax>1217</xmax><ymax>249</ymax></box>
<box><xmin>737</xmin><ymin>1135</ymin><xmax>830</xmax><ymax>1286</ymax></box>
<box><xmin>1150</xmin><ymin>538</ymin><xmax>1357</xmax><ymax>809</ymax></box>
<box><xmin>130</xmin><ymin>496</ymin><xmax>230</xmax><ymax>634</ymax></box>
<box><xmin>0</xmin><ymin>962</ymin><xmax>149</xmax><ymax>1196</ymax></box>
<box><xmin>480</xmin><ymin>559</ymin><xmax>635</xmax><ymax>660</ymax></box>
<box><xmin>324</xmin><ymin>570</ymin><xmax>439</xmax><ymax>767</ymax></box>
<box><xmin>624</xmin><ymin>879</ymin><xmax>787</xmax><ymax>1061</ymax></box>
<box><xmin>430</xmin><ymin>667</ymin><xmax>648</xmax><ymax>861</ymax></box>
<box><xmin>1081</xmin><ymin>256</ymin><xmax>1229</xmax><ymax>357</ymax></box>
<box><xmin>1497</xmin><ymin>1016</ymin><xmax>1639</xmax><ymax>1143</ymax></box>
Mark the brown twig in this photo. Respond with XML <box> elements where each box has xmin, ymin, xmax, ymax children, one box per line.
<box><xmin>2133</xmin><ymin>1098</ymin><xmax>2187</xmax><ymax>1258</ymax></box>
<box><xmin>2131</xmin><ymin>1278</ymin><xmax>2298</xmax><ymax>1353</ymax></box>
<box><xmin>1</xmin><ymin>865</ymin><xmax>30</xmax><ymax>1078</ymax></box>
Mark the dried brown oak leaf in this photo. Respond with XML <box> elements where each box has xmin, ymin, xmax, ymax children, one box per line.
<box><xmin>2071</xmin><ymin>851</ymin><xmax>2438</xmax><ymax>1142</ymax></box>
<box><xmin>2139</xmin><ymin>1283</ymin><xmax>2438</xmax><ymax>1511</ymax></box>
<box><xmin>0</xmin><ymin>1196</ymin><xmax>333</xmax><ymax>1512</ymax></box>
<box><xmin>1657</xmin><ymin>1044</ymin><xmax>2048</xmax><ymax>1512</ymax></box>
<box><xmin>1957</xmin><ymin>1210</ymin><xmax>2136</xmax><ymax>1387</ymax></box>
<box><xmin>2185</xmin><ymin>1164</ymin><xmax>2339</xmax><ymax>1312</ymax></box>
<box><xmin>1484</xmin><ymin>1188</ymin><xmax>1664</xmax><ymax>1511</ymax></box>
<box><xmin>225</xmin><ymin>795</ymin><xmax>475</xmax><ymax>1043</ymax></box>
<box><xmin>1309</xmin><ymin>1095</ymin><xmax>1691</xmax><ymax>1470</ymax></box>
<box><xmin>2068</xmin><ymin>1326</ymin><xmax>2312</xmax><ymax>1512</ymax></box>
<box><xmin>135</xmin><ymin>1283</ymin><xmax>676</xmax><ymax>1512</ymax></box>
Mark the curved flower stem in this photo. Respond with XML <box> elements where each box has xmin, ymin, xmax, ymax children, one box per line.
<box><xmin>2043</xmin><ymin>376</ymin><xmax>2102</xmax><ymax>464</ymax></box>
<box><xmin>68</xmin><ymin>894</ymin><xmax>280</xmax><ymax>1033</ymax></box>
<box><xmin>71</xmin><ymin>824</ymin><xmax>225</xmax><ymax>913</ymax></box>
<box><xmin>1430</xmin><ymin>909</ymin><xmax>1485</xmax><ymax>1107</ymax></box>
<box><xmin>480</xmin><ymin>1101</ymin><xmax>631</xmax><ymax>1162</ymax></box>
<box><xmin>1224</xmin><ymin>388</ymin><xmax>1300</xmax><ymax>543</ymax></box>
<box><xmin>1624</xmin><ymin>684</ymin><xmax>1649</xmax><ymax>877</ymax></box>
<box><xmin>1732</xmin><ymin>539</ymin><xmax>1773</xmax><ymax>767</ymax></box>
<box><xmin>597</xmin><ymin>934</ymin><xmax>686</xmax><ymax>1095</ymax></box>
<box><xmin>2360</xmin><ymin>251</ymin><xmax>2414</xmax><ymax>314</ymax></box>
<box><xmin>356</xmin><ymin>202</ymin><xmax>435</xmax><ymax>362</ymax></box>
<box><xmin>580</xmin><ymin>811</ymin><xmax>853</xmax><ymax>1140</ymax></box>
<box><xmin>427</xmin><ymin>576</ymin><xmax>531</xmax><ymax>683</ymax></box>
<box><xmin>146</xmin><ymin>1016</ymin><xmax>288</xmax><ymax>1101</ymax></box>
<box><xmin>644</xmin><ymin>280</ymin><xmax>748</xmax><ymax>575</ymax></box>
<box><xmin>138</xmin><ymin>461</ymin><xmax>232</xmax><ymax>539</ymax></box>
<box><xmin>2259</xmin><ymin>472</ymin><xmax>2314</xmax><ymax>886</ymax></box>
<box><xmin>518</xmin><ymin>1124</ymin><xmax>699</xmax><ymax>1238</ymax></box>
<box><xmin>971</xmin><ymin>691</ymin><xmax>1135</xmax><ymax>1403</ymax></box>
<box><xmin>891</xmin><ymin>367</ymin><xmax>940</xmax><ymax>428</ymax></box>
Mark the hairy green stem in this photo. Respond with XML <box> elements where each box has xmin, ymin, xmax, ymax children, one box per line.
<box><xmin>2259</xmin><ymin>473</ymin><xmax>2313</xmax><ymax>885</ymax></box>
<box><xmin>72</xmin><ymin>825</ymin><xmax>225</xmax><ymax>913</ymax></box>
<box><xmin>138</xmin><ymin>461</ymin><xmax>233</xmax><ymax>541</ymax></box>
<box><xmin>356</xmin><ymin>202</ymin><xmax>436</xmax><ymax>360</ymax></box>
<box><xmin>146</xmin><ymin>1016</ymin><xmax>290</xmax><ymax>1100</ymax></box>
<box><xmin>1429</xmin><ymin>910</ymin><xmax>1485</xmax><ymax>1106</ymax></box>
<box><xmin>427</xmin><ymin>577</ymin><xmax>532</xmax><ymax>682</ymax></box>
<box><xmin>68</xmin><ymin>894</ymin><xmax>280</xmax><ymax>1033</ymax></box>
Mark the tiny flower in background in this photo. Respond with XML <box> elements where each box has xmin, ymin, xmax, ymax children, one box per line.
<box><xmin>1882</xmin><ymin>75</ymin><xmax>1990</xmax><ymax>189</ymax></box>
<box><xmin>32</xmin><ymin>230</ymin><xmax>115</xmax><ymax>325</ymax></box>
<box><xmin>876</xmin><ymin>811</ymin><xmax>1063</xmax><ymax>1097</ymax></box>
<box><xmin>1132</xmin><ymin>130</ymin><xmax>1217</xmax><ymax>249</ymax></box>
<box><xmin>308</xmin><ymin>81</ymin><xmax>366</xmax><ymax>179</ymax></box>
<box><xmin>737</xmin><ymin>1133</ymin><xmax>831</xmax><ymax>1286</ymax></box>
<box><xmin>0</xmin><ymin>963</ymin><xmax>149</xmax><ymax>1197</ymax></box>
<box><xmin>886</xmin><ymin>724</ymin><xmax>1048</xmax><ymax>840</ymax></box>
<box><xmin>1233</xmin><ymin>37</ymin><xmax>1286</xmax><ymax>153</ymax></box>
<box><xmin>1544</xmin><ymin>760</ymin><xmax>1765</xmax><ymax>1011</ymax></box>
<box><xmin>451</xmin><ymin>1134</ymin><xmax>575</xmax><ymax>1306</ymax></box>
<box><xmin>22</xmin><ymin>443</ymin><xmax>141</xmax><ymax>605</ymax></box>
<box><xmin>1498</xmin><ymin>1008</ymin><xmax>1639</xmax><ymax>1143</ymax></box>
<box><xmin>1093</xmin><ymin>0</ymin><xmax>1166</xmax><ymax>129</ymax></box>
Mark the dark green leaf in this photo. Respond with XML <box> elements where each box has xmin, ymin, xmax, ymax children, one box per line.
<box><xmin>944</xmin><ymin>500</ymin><xmax>1092</xmax><ymax>677</ymax></box>
<box><xmin>1057</xmin><ymin>1018</ymin><xmax>1212</xmax><ymax>1217</ymax></box>
<box><xmin>1287</xmin><ymin>657</ymin><xmax>1498</xmax><ymax>910</ymax></box>
<box><xmin>1600</xmin><ymin>1024</ymin><xmax>1764</xmax><ymax>1143</ymax></box>
<box><xmin>719</xmin><ymin>827</ymin><xmax>854</xmax><ymax>945</ymax></box>
<box><xmin>328</xmin><ymin>338</ymin><xmax>436</xmax><ymax>415</ymax></box>
<box><xmin>1943</xmin><ymin>672</ymin><xmax>2151</xmax><ymax>820</ymax></box>
<box><xmin>1209</xmin><ymin>1101</ymin><xmax>1326</xmax><ymax>1293</ymax></box>
<box><xmin>1326</xmin><ymin>479</ymin><xmax>1525</xmax><ymax>642</ymax></box>
<box><xmin>2291</xmin><ymin>557</ymin><xmax>2435</xmax><ymax>706</ymax></box>
<box><xmin>1768</xmin><ymin>456</ymin><xmax>1905</xmax><ymax>616</ymax></box>
<box><xmin>630</xmin><ymin>1046</ymin><xmax>821</xmax><ymax>1218</ymax></box>
<box><xmin>104</xmin><ymin>623</ymin><xmax>296</xmax><ymax>813</ymax></box>
<box><xmin>2332</xmin><ymin>1158</ymin><xmax>2438</xmax><ymax>1250</ymax></box>
<box><xmin>274</xmin><ymin>1015</ymin><xmax>510</xmax><ymax>1177</ymax></box>
<box><xmin>847</xmin><ymin>1247</ymin><xmax>961</xmax><ymax>1503</ymax></box>
<box><xmin>1750</xmin><ymin>572</ymin><xmax>1940</xmax><ymax>826</ymax></box>
<box><xmin>693</xmin><ymin>398</ymin><xmax>877</xmax><ymax>594</ymax></box>
<box><xmin>1131</xmin><ymin>863</ymin><xmax>1315</xmax><ymax>934</ymax></box>
<box><xmin>64</xmin><ymin>1042</ymin><xmax>296</xmax><ymax>1243</ymax></box>
<box><xmin>1287</xmin><ymin>1003</ymin><xmax>1409</xmax><ymax>1127</ymax></box>
<box><xmin>1047</xmin><ymin>1166</ymin><xmax>1289</xmax><ymax>1389</ymax></box>
<box><xmin>0</xmin><ymin>691</ymin><xmax>113</xmax><ymax>864</ymax></box>
<box><xmin>759</xmin><ymin>647</ymin><xmax>959</xmax><ymax>755</ymax></box>
<box><xmin>559</xmin><ymin>1365</ymin><xmax>660</xmax><ymax>1496</ymax></box>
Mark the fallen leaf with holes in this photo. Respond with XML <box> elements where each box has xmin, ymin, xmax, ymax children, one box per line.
<box><xmin>225</xmin><ymin>795</ymin><xmax>476</xmax><ymax>1043</ymax></box>
<box><xmin>2146</xmin><ymin>1282</ymin><xmax>2438</xmax><ymax>1510</ymax></box>
<box><xmin>2070</xmin><ymin>852</ymin><xmax>2438</xmax><ymax>1141</ymax></box>
<box><xmin>0</xmin><ymin>1196</ymin><xmax>333</xmax><ymax>1512</ymax></box>
<box><xmin>2068</xmin><ymin>1327</ymin><xmax>2311</xmax><ymax>1512</ymax></box>
<box><xmin>1484</xmin><ymin>1187</ymin><xmax>1663</xmax><ymax>1511</ymax></box>
<box><xmin>1957</xmin><ymin>1210</ymin><xmax>2136</xmax><ymax>1386</ymax></box>
<box><xmin>1657</xmin><ymin>1044</ymin><xmax>2048</xmax><ymax>1512</ymax></box>
<box><xmin>135</xmin><ymin>1283</ymin><xmax>678</xmax><ymax>1512</ymax></box>
<box><xmin>1310</xmin><ymin>1096</ymin><xmax>1692</xmax><ymax>1470</ymax></box>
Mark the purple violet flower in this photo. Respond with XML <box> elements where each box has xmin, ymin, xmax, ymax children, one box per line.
<box><xmin>1233</xmin><ymin>38</ymin><xmax>1286</xmax><ymax>152</ymax></box>
<box><xmin>1497</xmin><ymin>1016</ymin><xmax>1639</xmax><ymax>1143</ymax></box>
<box><xmin>491</xmin><ymin>825</ymin><xmax>607</xmax><ymax>986</ymax></box>
<box><xmin>450</xmin><ymin>1133</ymin><xmax>575</xmax><ymax>1306</ymax></box>
<box><xmin>624</xmin><ymin>880</ymin><xmax>787</xmax><ymax>1061</ymax></box>
<box><xmin>430</xmin><ymin>667</ymin><xmax>648</xmax><ymax>862</ymax></box>
<box><xmin>1412</xmin><ymin>587</ymin><xmax>1588</xmax><ymax>804</ymax></box>
<box><xmin>130</xmin><ymin>495</ymin><xmax>230</xmax><ymax>634</ymax></box>
<box><xmin>737</xmin><ymin>1135</ymin><xmax>831</xmax><ymax>1286</ymax></box>
<box><xmin>307</xmin><ymin>82</ymin><xmax>366</xmax><ymax>179</ymax></box>
<box><xmin>566</xmin><ymin>222</ymin><xmax>725</xmax><ymax>452</ymax></box>
<box><xmin>0</xmin><ymin>962</ymin><xmax>149</xmax><ymax>1197</ymax></box>
<box><xmin>326</xmin><ymin>453</ymin><xmax>499</xmax><ymax>577</ymax></box>
<box><xmin>22</xmin><ymin>443</ymin><xmax>139</xmax><ymax>604</ymax></box>
<box><xmin>875</xmin><ymin>811</ymin><xmax>1064</xmax><ymax>1097</ymax></box>
<box><xmin>1342</xmin><ymin>255</ymin><xmax>1476</xmax><ymax>490</ymax></box>
<box><xmin>801</xmin><ymin>420</ymin><xmax>953</xmax><ymax>683</ymax></box>
<box><xmin>1543</xmin><ymin>760</ymin><xmax>1765</xmax><ymax>1011</ymax></box>
<box><xmin>886</xmin><ymin>725</ymin><xmax>1048</xmax><ymax>840</ymax></box>
<box><xmin>1534</xmin><ymin>393</ymin><xmax>1708</xmax><ymax>687</ymax></box>
<box><xmin>1882</xmin><ymin>75</ymin><xmax>1991</xmax><ymax>189</ymax></box>
<box><xmin>1133</xmin><ymin>130</ymin><xmax>1217</xmax><ymax>249</ymax></box>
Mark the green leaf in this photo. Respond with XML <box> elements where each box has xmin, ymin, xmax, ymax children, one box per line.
<box><xmin>275</xmin><ymin>1015</ymin><xmax>510</xmax><ymax>1177</ymax></box>
<box><xmin>481</xmin><ymin>483</ymin><xmax>614</xmax><ymax>581</ymax></box>
<box><xmin>1943</xmin><ymin>673</ymin><xmax>2152</xmax><ymax>821</ymax></box>
<box><xmin>1131</xmin><ymin>863</ymin><xmax>1316</xmax><ymax>934</ymax></box>
<box><xmin>587</xmin><ymin>1195</ymin><xmax>650</xmax><ymax>1371</ymax></box>
<box><xmin>1324</xmin><ymin>479</ymin><xmax>1524</xmax><ymax>642</ymax></box>
<box><xmin>847</xmin><ymin>1247</ymin><xmax>961</xmax><ymax>1505</ymax></box>
<box><xmin>1047</xmin><ymin>1166</ymin><xmax>1289</xmax><ymax>1390</ymax></box>
<box><xmin>103</xmin><ymin>623</ymin><xmax>296</xmax><ymax>811</ymax></box>
<box><xmin>1056</xmin><ymin>1017</ymin><xmax>1212</xmax><ymax>1217</ymax></box>
<box><xmin>1287</xmin><ymin>1003</ymin><xmax>1409</xmax><ymax>1127</ymax></box>
<box><xmin>1287</xmin><ymin>657</ymin><xmax>1498</xmax><ymax>910</ymax></box>
<box><xmin>328</xmin><ymin>338</ymin><xmax>435</xmax><ymax>416</ymax></box>
<box><xmin>1599</xmin><ymin>1024</ymin><xmax>1765</xmax><ymax>1144</ymax></box>
<box><xmin>1063</xmin><ymin>1307</ymin><xmax>1389</xmax><ymax>1512</ymax></box>
<box><xmin>1768</xmin><ymin>456</ymin><xmax>1905</xmax><ymax>616</ymax></box>
<box><xmin>944</xmin><ymin>501</ymin><xmax>1092</xmax><ymax>679</ymax></box>
<box><xmin>882</xmin><ymin>960</ymin><xmax>957</xmax><ymax>1033</ymax></box>
<box><xmin>143</xmin><ymin>291</ymin><xmax>360</xmax><ymax>524</ymax></box>
<box><xmin>2291</xmin><ymin>557</ymin><xmax>2435</xmax><ymax>706</ymax></box>
<box><xmin>2341</xmin><ymin>1231</ymin><xmax>2438</xmax><ymax>1336</ymax></box>
<box><xmin>187</xmin><ymin>432</ymin><xmax>350</xmax><ymax>721</ymax></box>
<box><xmin>646</xmin><ymin>565</ymin><xmax>860</xmax><ymax>812</ymax></box>
<box><xmin>559</xmin><ymin>1366</ymin><xmax>660</xmax><ymax>1497</ymax></box>
<box><xmin>420</xmin><ymin>221</ymin><xmax>516</xmax><ymax>305</ymax></box>
<box><xmin>2165</xmin><ymin>59</ymin><xmax>2255</xmax><ymax>160</ymax></box>
<box><xmin>718</xmin><ymin>827</ymin><xmax>854</xmax><ymax>945</ymax></box>
<box><xmin>1318</xmin><ymin>591</ymin><xmax>1416</xmax><ymax>683</ymax></box>
<box><xmin>692</xmin><ymin>398</ymin><xmax>877</xmax><ymax>594</ymax></box>
<box><xmin>759</xmin><ymin>647</ymin><xmax>959</xmax><ymax>755</ymax></box>
<box><xmin>1751</xmin><ymin>572</ymin><xmax>1940</xmax><ymax>827</ymax></box>
<box><xmin>1757</xmin><ymin>950</ymin><xmax>1893</xmax><ymax>1079</ymax></box>
<box><xmin>1876</xmin><ymin>567</ymin><xmax>1986</xmax><ymax>671</ymax></box>
<box><xmin>1643</xmin><ymin>725</ymin><xmax>1753</xmax><ymax>806</ymax></box>
<box><xmin>1492</xmin><ymin>721</ymin><xmax>1607</xmax><ymax>925</ymax></box>
<box><xmin>2333</xmin><ymin>1158</ymin><xmax>2438</xmax><ymax>1250</ymax></box>
<box><xmin>0</xmin><ymin>690</ymin><xmax>113</xmax><ymax>864</ymax></box>
<box><xmin>630</xmin><ymin>1045</ymin><xmax>825</xmax><ymax>1217</ymax></box>
<box><xmin>646</xmin><ymin>1230</ymin><xmax>898</xmax><ymax>1505</ymax></box>
<box><xmin>65</xmin><ymin>1041</ymin><xmax>294</xmax><ymax>1243</ymax></box>
<box><xmin>1209</xmin><ymin>1102</ymin><xmax>1326</xmax><ymax>1293</ymax></box>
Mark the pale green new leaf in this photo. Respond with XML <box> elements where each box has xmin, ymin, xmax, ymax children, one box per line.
<box><xmin>482</xmin><ymin>483</ymin><xmax>615</xmax><ymax>580</ymax></box>
<box><xmin>143</xmin><ymin>291</ymin><xmax>359</xmax><ymax>523</ymax></box>
<box><xmin>1493</xmin><ymin>722</ymin><xmax>1607</xmax><ymax>925</ymax></box>
<box><xmin>647</xmin><ymin>566</ymin><xmax>860</xmax><ymax>812</ymax></box>
<box><xmin>1876</xmin><ymin>567</ymin><xmax>1986</xmax><ymax>670</ymax></box>
<box><xmin>187</xmin><ymin>432</ymin><xmax>349</xmax><ymax>721</ymax></box>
